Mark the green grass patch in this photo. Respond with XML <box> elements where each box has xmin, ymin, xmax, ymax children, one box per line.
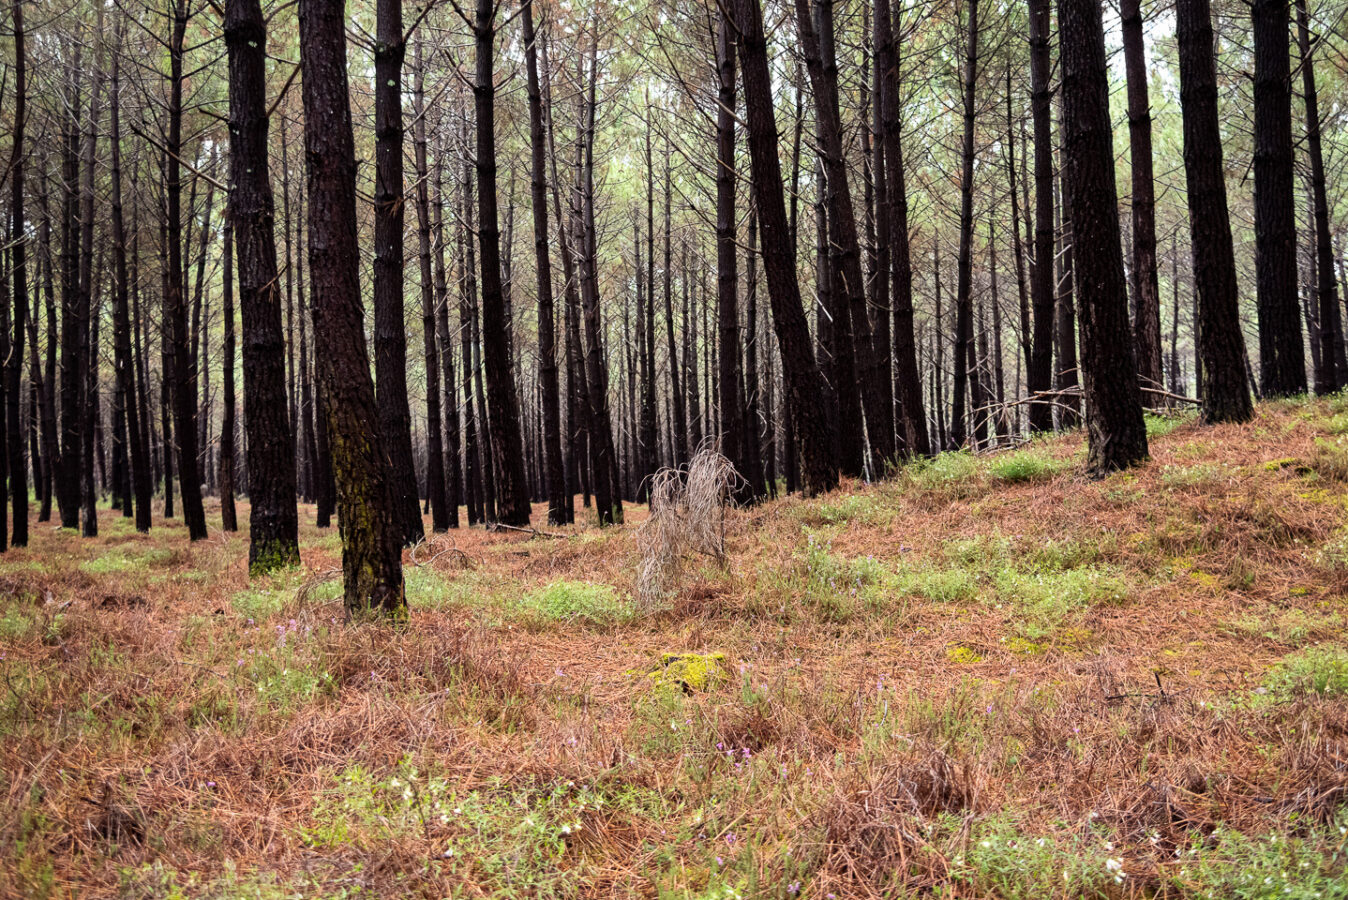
<box><xmin>1264</xmin><ymin>646</ymin><xmax>1348</xmax><ymax>699</ymax></box>
<box><xmin>511</xmin><ymin>580</ymin><xmax>633</xmax><ymax>629</ymax></box>
<box><xmin>989</xmin><ymin>450</ymin><xmax>1063</xmax><ymax>484</ymax></box>
<box><xmin>79</xmin><ymin>545</ymin><xmax>174</xmax><ymax>577</ymax></box>
<box><xmin>1145</xmin><ymin>411</ymin><xmax>1195</xmax><ymax>438</ymax></box>
<box><xmin>899</xmin><ymin>451</ymin><xmax>984</xmax><ymax>499</ymax></box>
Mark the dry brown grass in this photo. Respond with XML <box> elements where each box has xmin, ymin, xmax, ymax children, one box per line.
<box><xmin>4</xmin><ymin>399</ymin><xmax>1348</xmax><ymax>897</ymax></box>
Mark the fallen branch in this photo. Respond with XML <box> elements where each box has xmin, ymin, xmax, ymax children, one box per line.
<box><xmin>486</xmin><ymin>522</ymin><xmax>564</xmax><ymax>539</ymax></box>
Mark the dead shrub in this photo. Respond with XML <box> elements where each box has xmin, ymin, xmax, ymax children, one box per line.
<box><xmin>635</xmin><ymin>448</ymin><xmax>739</xmax><ymax>610</ymax></box>
<box><xmin>817</xmin><ymin>750</ymin><xmax>977</xmax><ymax>891</ymax></box>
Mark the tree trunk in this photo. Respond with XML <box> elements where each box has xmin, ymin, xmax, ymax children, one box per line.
<box><xmin>520</xmin><ymin>2</ymin><xmax>566</xmax><ymax>525</ymax></box>
<box><xmin>877</xmin><ymin>0</ymin><xmax>929</xmax><ymax>458</ymax></box>
<box><xmin>797</xmin><ymin>0</ymin><xmax>893</xmax><ymax>469</ymax></box>
<box><xmin>1121</xmin><ymin>0</ymin><xmax>1165</xmax><ymax>392</ymax></box>
<box><xmin>950</xmin><ymin>0</ymin><xmax>980</xmax><ymax>449</ymax></box>
<box><xmin>166</xmin><ymin>0</ymin><xmax>207</xmax><ymax>540</ymax></box>
<box><xmin>225</xmin><ymin>0</ymin><xmax>302</xmax><ymax>569</ymax></box>
<box><xmin>373</xmin><ymin>0</ymin><xmax>425</xmax><ymax>543</ymax></box>
<box><xmin>7</xmin><ymin>0</ymin><xmax>28</xmax><ymax>546</ymax></box>
<box><xmin>1059</xmin><ymin>0</ymin><xmax>1149</xmax><ymax>473</ymax></box>
<box><xmin>220</xmin><ymin>215</ymin><xmax>238</xmax><ymax>533</ymax></box>
<box><xmin>733</xmin><ymin>0</ymin><xmax>838</xmax><ymax>495</ymax></box>
<box><xmin>577</xmin><ymin>30</ymin><xmax>621</xmax><ymax>524</ymax></box>
<box><xmin>109</xmin><ymin>38</ymin><xmax>152</xmax><ymax>533</ymax></box>
<box><xmin>299</xmin><ymin>0</ymin><xmax>406</xmax><ymax>614</ymax></box>
<box><xmin>714</xmin><ymin>10</ymin><xmax>747</xmax><ymax>494</ymax></box>
<box><xmin>1176</xmin><ymin>0</ymin><xmax>1254</xmax><ymax>422</ymax></box>
<box><xmin>1250</xmin><ymin>0</ymin><xmax>1306</xmax><ymax>397</ymax></box>
<box><xmin>661</xmin><ymin>139</ymin><xmax>687</xmax><ymax>470</ymax></box>
<box><xmin>1027</xmin><ymin>0</ymin><xmax>1056</xmax><ymax>431</ymax></box>
<box><xmin>431</xmin><ymin>153</ymin><xmax>461</xmax><ymax>528</ymax></box>
<box><xmin>412</xmin><ymin>41</ymin><xmax>449</xmax><ymax>532</ymax></box>
<box><xmin>1295</xmin><ymin>0</ymin><xmax>1341</xmax><ymax>395</ymax></box>
<box><xmin>474</xmin><ymin>0</ymin><xmax>532</xmax><ymax>526</ymax></box>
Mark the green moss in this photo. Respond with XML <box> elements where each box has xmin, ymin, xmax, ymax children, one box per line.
<box><xmin>248</xmin><ymin>540</ymin><xmax>302</xmax><ymax>577</ymax></box>
<box><xmin>1002</xmin><ymin>635</ymin><xmax>1045</xmax><ymax>656</ymax></box>
<box><xmin>647</xmin><ymin>652</ymin><xmax>729</xmax><ymax>693</ymax></box>
<box><xmin>945</xmin><ymin>645</ymin><xmax>983</xmax><ymax>665</ymax></box>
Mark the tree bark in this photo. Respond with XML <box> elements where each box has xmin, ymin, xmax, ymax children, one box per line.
<box><xmin>7</xmin><ymin>0</ymin><xmax>28</xmax><ymax>546</ymax></box>
<box><xmin>1251</xmin><ymin>0</ymin><xmax>1306</xmax><ymax>397</ymax></box>
<box><xmin>796</xmin><ymin>0</ymin><xmax>894</xmax><ymax>468</ymax></box>
<box><xmin>166</xmin><ymin>0</ymin><xmax>207</xmax><ymax>540</ymax></box>
<box><xmin>1059</xmin><ymin>0</ymin><xmax>1149</xmax><ymax>473</ymax></box>
<box><xmin>474</xmin><ymin>0</ymin><xmax>532</xmax><ymax>526</ymax></box>
<box><xmin>225</xmin><ymin>0</ymin><xmax>302</xmax><ymax>569</ymax></box>
<box><xmin>876</xmin><ymin>0</ymin><xmax>929</xmax><ymax>458</ymax></box>
<box><xmin>1176</xmin><ymin>0</ymin><xmax>1254</xmax><ymax>422</ymax></box>
<box><xmin>733</xmin><ymin>0</ymin><xmax>838</xmax><ymax>495</ymax></box>
<box><xmin>299</xmin><ymin>0</ymin><xmax>406</xmax><ymax>614</ymax></box>
<box><xmin>1121</xmin><ymin>0</ymin><xmax>1165</xmax><ymax>392</ymax></box>
<box><xmin>1295</xmin><ymin>0</ymin><xmax>1341</xmax><ymax>395</ymax></box>
<box><xmin>373</xmin><ymin>0</ymin><xmax>425</xmax><ymax>543</ymax></box>
<box><xmin>1027</xmin><ymin>0</ymin><xmax>1056</xmax><ymax>432</ymax></box>
<box><xmin>950</xmin><ymin>0</ymin><xmax>980</xmax><ymax>449</ymax></box>
<box><xmin>412</xmin><ymin>40</ymin><xmax>449</xmax><ymax>532</ymax></box>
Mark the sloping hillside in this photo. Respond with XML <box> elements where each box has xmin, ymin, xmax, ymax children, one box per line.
<box><xmin>6</xmin><ymin>396</ymin><xmax>1348</xmax><ymax>898</ymax></box>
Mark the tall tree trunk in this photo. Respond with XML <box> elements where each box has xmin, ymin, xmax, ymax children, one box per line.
<box><xmin>7</xmin><ymin>0</ymin><xmax>28</xmax><ymax>546</ymax></box>
<box><xmin>1059</xmin><ymin>0</ymin><xmax>1149</xmax><ymax>473</ymax></box>
<box><xmin>577</xmin><ymin>30</ymin><xmax>621</xmax><ymax>524</ymax></box>
<box><xmin>58</xmin><ymin>50</ymin><xmax>83</xmax><ymax>530</ymax></box>
<box><xmin>1296</xmin><ymin>0</ymin><xmax>1341</xmax><ymax>395</ymax></box>
<box><xmin>797</xmin><ymin>0</ymin><xmax>893</xmax><ymax>468</ymax></box>
<box><xmin>661</xmin><ymin>138</ymin><xmax>686</xmax><ymax>469</ymax></box>
<box><xmin>109</xmin><ymin>37</ymin><xmax>152</xmax><ymax>533</ymax></box>
<box><xmin>225</xmin><ymin>0</ymin><xmax>302</xmax><ymax>569</ymax></box>
<box><xmin>78</xmin><ymin>11</ymin><xmax>106</xmax><ymax>538</ymax></box>
<box><xmin>1251</xmin><ymin>0</ymin><xmax>1306</xmax><ymax>397</ymax></box>
<box><xmin>733</xmin><ymin>0</ymin><xmax>839</xmax><ymax>495</ymax></box>
<box><xmin>374</xmin><ymin>0</ymin><xmax>425</xmax><ymax>543</ymax></box>
<box><xmin>474</xmin><ymin>0</ymin><xmax>532</xmax><ymax>526</ymax></box>
<box><xmin>714</xmin><ymin>10</ymin><xmax>747</xmax><ymax>493</ymax></box>
<box><xmin>877</xmin><ymin>0</ymin><xmax>929</xmax><ymax>458</ymax></box>
<box><xmin>1121</xmin><ymin>0</ymin><xmax>1165</xmax><ymax>392</ymax></box>
<box><xmin>219</xmin><ymin>216</ymin><xmax>237</xmax><ymax>532</ymax></box>
<box><xmin>520</xmin><ymin>4</ymin><xmax>565</xmax><ymax>524</ymax></box>
<box><xmin>1006</xmin><ymin>65</ymin><xmax>1032</xmax><ymax>397</ymax></box>
<box><xmin>541</xmin><ymin>27</ymin><xmax>580</xmax><ymax>520</ymax></box>
<box><xmin>1027</xmin><ymin>0</ymin><xmax>1056</xmax><ymax>431</ymax></box>
<box><xmin>413</xmin><ymin>40</ymin><xmax>449</xmax><ymax>532</ymax></box>
<box><xmin>166</xmin><ymin>0</ymin><xmax>207</xmax><ymax>539</ymax></box>
<box><xmin>299</xmin><ymin>0</ymin><xmax>406</xmax><ymax>614</ymax></box>
<box><xmin>461</xmin><ymin>151</ymin><xmax>484</xmax><ymax>526</ymax></box>
<box><xmin>1177</xmin><ymin>0</ymin><xmax>1254</xmax><ymax>422</ymax></box>
<box><xmin>950</xmin><ymin>0</ymin><xmax>980</xmax><ymax>449</ymax></box>
<box><xmin>431</xmin><ymin>154</ymin><xmax>461</xmax><ymax>528</ymax></box>
<box><xmin>640</xmin><ymin>97</ymin><xmax>660</xmax><ymax>498</ymax></box>
<box><xmin>33</xmin><ymin>163</ymin><xmax>59</xmax><ymax>523</ymax></box>
<box><xmin>1055</xmin><ymin>146</ymin><xmax>1080</xmax><ymax>424</ymax></box>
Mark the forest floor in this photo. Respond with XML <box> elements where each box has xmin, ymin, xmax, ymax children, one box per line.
<box><xmin>6</xmin><ymin>396</ymin><xmax>1348</xmax><ymax>898</ymax></box>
